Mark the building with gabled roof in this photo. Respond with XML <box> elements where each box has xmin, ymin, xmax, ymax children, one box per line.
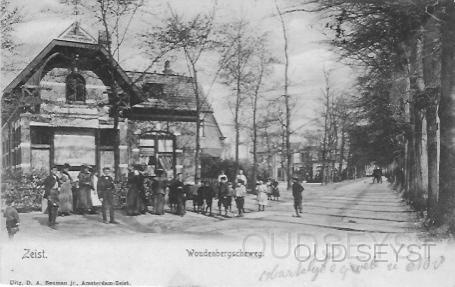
<box><xmin>1</xmin><ymin>22</ymin><xmax>226</xmax><ymax>180</ymax></box>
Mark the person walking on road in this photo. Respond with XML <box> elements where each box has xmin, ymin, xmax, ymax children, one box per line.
<box><xmin>97</xmin><ymin>167</ymin><xmax>118</xmax><ymax>224</ymax></box>
<box><xmin>256</xmin><ymin>180</ymin><xmax>268</xmax><ymax>211</ymax></box>
<box><xmin>234</xmin><ymin>179</ymin><xmax>246</xmax><ymax>217</ymax></box>
<box><xmin>271</xmin><ymin>179</ymin><xmax>280</xmax><ymax>201</ymax></box>
<box><xmin>235</xmin><ymin>169</ymin><xmax>247</xmax><ymax>187</ymax></box>
<box><xmin>292</xmin><ymin>177</ymin><xmax>304</xmax><ymax>217</ymax></box>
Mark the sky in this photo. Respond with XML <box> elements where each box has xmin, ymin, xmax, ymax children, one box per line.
<box><xmin>2</xmin><ymin>0</ymin><xmax>358</xmax><ymax>156</ymax></box>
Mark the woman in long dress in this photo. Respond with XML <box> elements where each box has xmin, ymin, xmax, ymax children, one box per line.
<box><xmin>77</xmin><ymin>165</ymin><xmax>92</xmax><ymax>214</ymax></box>
<box><xmin>256</xmin><ymin>180</ymin><xmax>268</xmax><ymax>211</ymax></box>
<box><xmin>152</xmin><ymin>170</ymin><xmax>167</xmax><ymax>215</ymax></box>
<box><xmin>58</xmin><ymin>174</ymin><xmax>73</xmax><ymax>215</ymax></box>
<box><xmin>126</xmin><ymin>166</ymin><xmax>144</xmax><ymax>216</ymax></box>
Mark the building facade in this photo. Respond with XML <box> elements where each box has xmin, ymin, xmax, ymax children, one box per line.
<box><xmin>1</xmin><ymin>23</ymin><xmax>225</xmax><ymax>180</ymax></box>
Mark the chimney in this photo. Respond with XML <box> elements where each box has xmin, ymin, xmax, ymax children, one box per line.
<box><xmin>98</xmin><ymin>30</ymin><xmax>111</xmax><ymax>48</ymax></box>
<box><xmin>163</xmin><ymin>60</ymin><xmax>173</xmax><ymax>75</ymax></box>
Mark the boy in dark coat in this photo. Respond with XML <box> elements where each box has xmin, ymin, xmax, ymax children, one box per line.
<box><xmin>3</xmin><ymin>204</ymin><xmax>20</xmax><ymax>239</ymax></box>
<box><xmin>201</xmin><ymin>181</ymin><xmax>215</xmax><ymax>216</ymax></box>
<box><xmin>170</xmin><ymin>173</ymin><xmax>185</xmax><ymax>216</ymax></box>
<box><xmin>292</xmin><ymin>177</ymin><xmax>304</xmax><ymax>217</ymax></box>
<box><xmin>97</xmin><ymin>167</ymin><xmax>118</xmax><ymax>224</ymax></box>
<box><xmin>217</xmin><ymin>176</ymin><xmax>229</xmax><ymax>216</ymax></box>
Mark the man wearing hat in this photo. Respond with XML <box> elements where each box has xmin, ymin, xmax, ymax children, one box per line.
<box><xmin>292</xmin><ymin>177</ymin><xmax>304</xmax><ymax>217</ymax></box>
<box><xmin>43</xmin><ymin>166</ymin><xmax>61</xmax><ymax>226</ymax></box>
<box><xmin>97</xmin><ymin>167</ymin><xmax>118</xmax><ymax>223</ymax></box>
<box><xmin>170</xmin><ymin>173</ymin><xmax>185</xmax><ymax>216</ymax></box>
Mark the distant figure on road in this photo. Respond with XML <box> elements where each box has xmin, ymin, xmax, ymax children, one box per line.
<box><xmin>372</xmin><ymin>167</ymin><xmax>383</xmax><ymax>184</ymax></box>
<box><xmin>3</xmin><ymin>204</ymin><xmax>20</xmax><ymax>239</ymax></box>
<box><xmin>234</xmin><ymin>179</ymin><xmax>246</xmax><ymax>217</ymax></box>
<box><xmin>235</xmin><ymin>169</ymin><xmax>247</xmax><ymax>187</ymax></box>
<box><xmin>256</xmin><ymin>181</ymin><xmax>268</xmax><ymax>212</ymax></box>
<box><xmin>292</xmin><ymin>177</ymin><xmax>304</xmax><ymax>217</ymax></box>
<box><xmin>266</xmin><ymin>178</ymin><xmax>273</xmax><ymax>200</ymax></box>
<box><xmin>271</xmin><ymin>179</ymin><xmax>280</xmax><ymax>201</ymax></box>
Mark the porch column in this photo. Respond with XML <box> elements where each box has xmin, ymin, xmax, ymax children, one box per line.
<box><xmin>20</xmin><ymin>115</ymin><xmax>31</xmax><ymax>174</ymax></box>
<box><xmin>119</xmin><ymin>121</ymin><xmax>129</xmax><ymax>175</ymax></box>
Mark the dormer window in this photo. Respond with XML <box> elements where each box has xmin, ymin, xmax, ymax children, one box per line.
<box><xmin>143</xmin><ymin>83</ymin><xmax>164</xmax><ymax>99</ymax></box>
<box><xmin>66</xmin><ymin>72</ymin><xmax>86</xmax><ymax>103</ymax></box>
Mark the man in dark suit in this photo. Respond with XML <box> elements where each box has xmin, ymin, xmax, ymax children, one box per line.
<box><xmin>170</xmin><ymin>173</ymin><xmax>185</xmax><ymax>216</ymax></box>
<box><xmin>292</xmin><ymin>177</ymin><xmax>304</xmax><ymax>217</ymax></box>
<box><xmin>43</xmin><ymin>166</ymin><xmax>61</xmax><ymax>227</ymax></box>
<box><xmin>97</xmin><ymin>167</ymin><xmax>118</xmax><ymax>224</ymax></box>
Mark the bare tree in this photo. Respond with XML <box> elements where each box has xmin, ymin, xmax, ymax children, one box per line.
<box><xmin>274</xmin><ymin>0</ymin><xmax>292</xmax><ymax>188</ymax></box>
<box><xmin>142</xmin><ymin>5</ymin><xmax>217</xmax><ymax>181</ymax></box>
<box><xmin>217</xmin><ymin>19</ymin><xmax>268</xmax><ymax>175</ymax></box>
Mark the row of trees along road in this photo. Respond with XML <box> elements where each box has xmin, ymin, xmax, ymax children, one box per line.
<box><xmin>284</xmin><ymin>0</ymin><xmax>455</xmax><ymax>233</ymax></box>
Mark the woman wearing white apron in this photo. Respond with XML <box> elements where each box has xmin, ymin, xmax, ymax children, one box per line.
<box><xmin>90</xmin><ymin>168</ymin><xmax>102</xmax><ymax>212</ymax></box>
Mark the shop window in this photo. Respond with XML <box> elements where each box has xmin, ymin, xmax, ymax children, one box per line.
<box><xmin>31</xmin><ymin>126</ymin><xmax>52</xmax><ymax>145</ymax></box>
<box><xmin>66</xmin><ymin>72</ymin><xmax>86</xmax><ymax>103</ymax></box>
<box><xmin>100</xmin><ymin>129</ymin><xmax>116</xmax><ymax>147</ymax></box>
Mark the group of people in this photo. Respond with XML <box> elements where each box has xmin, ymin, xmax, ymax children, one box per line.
<box><xmin>42</xmin><ymin>164</ymin><xmax>117</xmax><ymax>226</ymax></box>
<box><xmin>37</xmin><ymin>164</ymin><xmax>305</xmax><ymax>227</ymax></box>
<box><xmin>125</xmin><ymin>168</ymin><xmax>283</xmax><ymax>219</ymax></box>
<box><xmin>125</xmin><ymin>168</ymin><xmax>250</xmax><ymax>218</ymax></box>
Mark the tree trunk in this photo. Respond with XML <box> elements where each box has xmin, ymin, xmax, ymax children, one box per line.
<box><xmin>426</xmin><ymin>103</ymin><xmax>439</xmax><ymax>221</ymax></box>
<box><xmin>251</xmin><ymin>58</ymin><xmax>264</xmax><ymax>190</ymax></box>
<box><xmin>275</xmin><ymin>0</ymin><xmax>291</xmax><ymax>188</ymax></box>
<box><xmin>422</xmin><ymin>17</ymin><xmax>441</xmax><ymax>224</ymax></box>
<box><xmin>235</xmin><ymin>73</ymin><xmax>241</xmax><ymax>175</ymax></box>
<box><xmin>338</xmin><ymin>127</ymin><xmax>345</xmax><ymax>180</ymax></box>
<box><xmin>192</xmin><ymin>65</ymin><xmax>201</xmax><ymax>182</ymax></box>
<box><xmin>438</xmin><ymin>2</ymin><xmax>455</xmax><ymax>229</ymax></box>
<box><xmin>412</xmin><ymin>27</ymin><xmax>426</xmax><ymax>211</ymax></box>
